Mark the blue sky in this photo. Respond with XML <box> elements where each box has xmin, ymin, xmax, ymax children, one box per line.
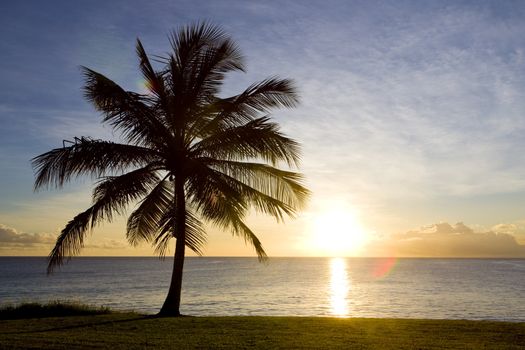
<box><xmin>1</xmin><ymin>0</ymin><xmax>525</xmax><ymax>257</ymax></box>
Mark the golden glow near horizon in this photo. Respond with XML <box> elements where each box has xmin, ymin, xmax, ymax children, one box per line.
<box><xmin>329</xmin><ymin>258</ymin><xmax>350</xmax><ymax>317</ymax></box>
<box><xmin>309</xmin><ymin>203</ymin><xmax>368</xmax><ymax>257</ymax></box>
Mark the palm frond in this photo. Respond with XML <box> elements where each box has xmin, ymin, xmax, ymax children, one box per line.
<box><xmin>127</xmin><ymin>179</ymin><xmax>207</xmax><ymax>256</ymax></box>
<box><xmin>91</xmin><ymin>166</ymin><xmax>160</xmax><ymax>224</ymax></box>
<box><xmin>82</xmin><ymin>67</ymin><xmax>171</xmax><ymax>146</ymax></box>
<box><xmin>239</xmin><ymin>77</ymin><xmax>299</xmax><ymax>111</ymax></box>
<box><xmin>47</xmin><ymin>166</ymin><xmax>159</xmax><ymax>273</ymax></box>
<box><xmin>154</xmin><ymin>209</ymin><xmax>207</xmax><ymax>257</ymax></box>
<box><xmin>186</xmin><ymin>164</ymin><xmax>247</xmax><ymax>223</ymax></box>
<box><xmin>230</xmin><ymin>219</ymin><xmax>267</xmax><ymax>261</ymax></box>
<box><xmin>189</xmin><ymin>177</ymin><xmax>266</xmax><ymax>260</ymax></box>
<box><xmin>197</xmin><ymin>160</ymin><xmax>309</xmax><ymax>221</ymax></box>
<box><xmin>168</xmin><ymin>22</ymin><xmax>243</xmax><ymax>75</ymax></box>
<box><xmin>136</xmin><ymin>39</ymin><xmax>167</xmax><ymax>100</ymax></box>
<box><xmin>185</xmin><ymin>163</ymin><xmax>268</xmax><ymax>259</ymax></box>
<box><xmin>126</xmin><ymin>178</ymin><xmax>172</xmax><ymax>246</ymax></box>
<box><xmin>32</xmin><ymin>139</ymin><xmax>158</xmax><ymax>190</ymax></box>
<box><xmin>191</xmin><ymin>116</ymin><xmax>301</xmax><ymax>167</ymax></box>
<box><xmin>187</xmin><ymin>77</ymin><xmax>298</xmax><ymax>141</ymax></box>
<box><xmin>185</xmin><ymin>37</ymin><xmax>245</xmax><ymax>100</ymax></box>
<box><xmin>47</xmin><ymin>208</ymin><xmax>94</xmax><ymax>273</ymax></box>
<box><xmin>161</xmin><ymin>22</ymin><xmax>245</xmax><ymax>133</ymax></box>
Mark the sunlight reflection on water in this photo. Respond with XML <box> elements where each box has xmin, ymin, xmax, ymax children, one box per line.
<box><xmin>1</xmin><ymin>257</ymin><xmax>525</xmax><ymax>320</ymax></box>
<box><xmin>329</xmin><ymin>258</ymin><xmax>350</xmax><ymax>317</ymax></box>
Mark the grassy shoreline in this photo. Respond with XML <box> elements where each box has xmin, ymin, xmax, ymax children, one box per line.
<box><xmin>1</xmin><ymin>303</ymin><xmax>524</xmax><ymax>349</ymax></box>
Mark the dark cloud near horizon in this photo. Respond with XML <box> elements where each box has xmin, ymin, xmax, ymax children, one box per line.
<box><xmin>368</xmin><ymin>222</ymin><xmax>525</xmax><ymax>257</ymax></box>
<box><xmin>0</xmin><ymin>224</ymin><xmax>128</xmax><ymax>251</ymax></box>
<box><xmin>0</xmin><ymin>224</ymin><xmax>55</xmax><ymax>245</ymax></box>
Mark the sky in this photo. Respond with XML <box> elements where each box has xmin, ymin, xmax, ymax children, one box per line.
<box><xmin>1</xmin><ymin>0</ymin><xmax>525</xmax><ymax>258</ymax></box>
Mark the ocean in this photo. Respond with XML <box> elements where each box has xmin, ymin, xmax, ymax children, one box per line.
<box><xmin>0</xmin><ymin>257</ymin><xmax>523</xmax><ymax>321</ymax></box>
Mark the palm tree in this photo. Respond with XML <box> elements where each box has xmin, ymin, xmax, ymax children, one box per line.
<box><xmin>32</xmin><ymin>23</ymin><xmax>309</xmax><ymax>316</ymax></box>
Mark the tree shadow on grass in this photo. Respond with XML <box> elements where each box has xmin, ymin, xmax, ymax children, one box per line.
<box><xmin>0</xmin><ymin>314</ymin><xmax>157</xmax><ymax>335</ymax></box>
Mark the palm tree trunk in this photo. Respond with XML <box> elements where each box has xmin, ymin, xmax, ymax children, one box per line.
<box><xmin>159</xmin><ymin>177</ymin><xmax>186</xmax><ymax>316</ymax></box>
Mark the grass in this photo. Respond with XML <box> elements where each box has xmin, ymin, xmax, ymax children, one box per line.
<box><xmin>0</xmin><ymin>301</ymin><xmax>111</xmax><ymax>320</ymax></box>
<box><xmin>0</xmin><ymin>303</ymin><xmax>524</xmax><ymax>349</ymax></box>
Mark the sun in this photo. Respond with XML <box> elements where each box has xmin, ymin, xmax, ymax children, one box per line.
<box><xmin>309</xmin><ymin>206</ymin><xmax>368</xmax><ymax>257</ymax></box>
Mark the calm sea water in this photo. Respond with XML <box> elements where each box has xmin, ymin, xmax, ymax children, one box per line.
<box><xmin>0</xmin><ymin>257</ymin><xmax>524</xmax><ymax>321</ymax></box>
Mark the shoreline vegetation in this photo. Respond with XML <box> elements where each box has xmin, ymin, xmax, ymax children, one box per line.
<box><xmin>0</xmin><ymin>301</ymin><xmax>111</xmax><ymax>319</ymax></box>
<box><xmin>1</xmin><ymin>303</ymin><xmax>524</xmax><ymax>349</ymax></box>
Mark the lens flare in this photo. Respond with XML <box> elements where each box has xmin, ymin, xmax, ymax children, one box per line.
<box><xmin>372</xmin><ymin>257</ymin><xmax>397</xmax><ymax>279</ymax></box>
<box><xmin>136</xmin><ymin>78</ymin><xmax>152</xmax><ymax>93</ymax></box>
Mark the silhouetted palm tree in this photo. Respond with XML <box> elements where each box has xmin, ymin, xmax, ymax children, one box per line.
<box><xmin>32</xmin><ymin>23</ymin><xmax>309</xmax><ymax>316</ymax></box>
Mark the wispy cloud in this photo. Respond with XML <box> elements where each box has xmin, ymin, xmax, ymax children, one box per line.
<box><xmin>277</xmin><ymin>4</ymin><xmax>525</xmax><ymax>201</ymax></box>
<box><xmin>2</xmin><ymin>1</ymin><xmax>525</xmax><ymax>255</ymax></box>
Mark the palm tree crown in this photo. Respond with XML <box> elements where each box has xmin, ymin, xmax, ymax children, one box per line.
<box><xmin>32</xmin><ymin>23</ymin><xmax>309</xmax><ymax>316</ymax></box>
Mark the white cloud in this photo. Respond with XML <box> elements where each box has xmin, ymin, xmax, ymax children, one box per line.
<box><xmin>366</xmin><ymin>222</ymin><xmax>525</xmax><ymax>257</ymax></box>
<box><xmin>491</xmin><ymin>223</ymin><xmax>518</xmax><ymax>234</ymax></box>
<box><xmin>0</xmin><ymin>223</ymin><xmax>131</xmax><ymax>256</ymax></box>
<box><xmin>492</xmin><ymin>222</ymin><xmax>525</xmax><ymax>244</ymax></box>
<box><xmin>0</xmin><ymin>224</ymin><xmax>55</xmax><ymax>245</ymax></box>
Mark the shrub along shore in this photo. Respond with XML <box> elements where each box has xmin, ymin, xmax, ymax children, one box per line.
<box><xmin>0</xmin><ymin>303</ymin><xmax>524</xmax><ymax>349</ymax></box>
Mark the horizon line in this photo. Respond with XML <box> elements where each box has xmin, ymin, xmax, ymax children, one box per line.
<box><xmin>1</xmin><ymin>255</ymin><xmax>524</xmax><ymax>259</ymax></box>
